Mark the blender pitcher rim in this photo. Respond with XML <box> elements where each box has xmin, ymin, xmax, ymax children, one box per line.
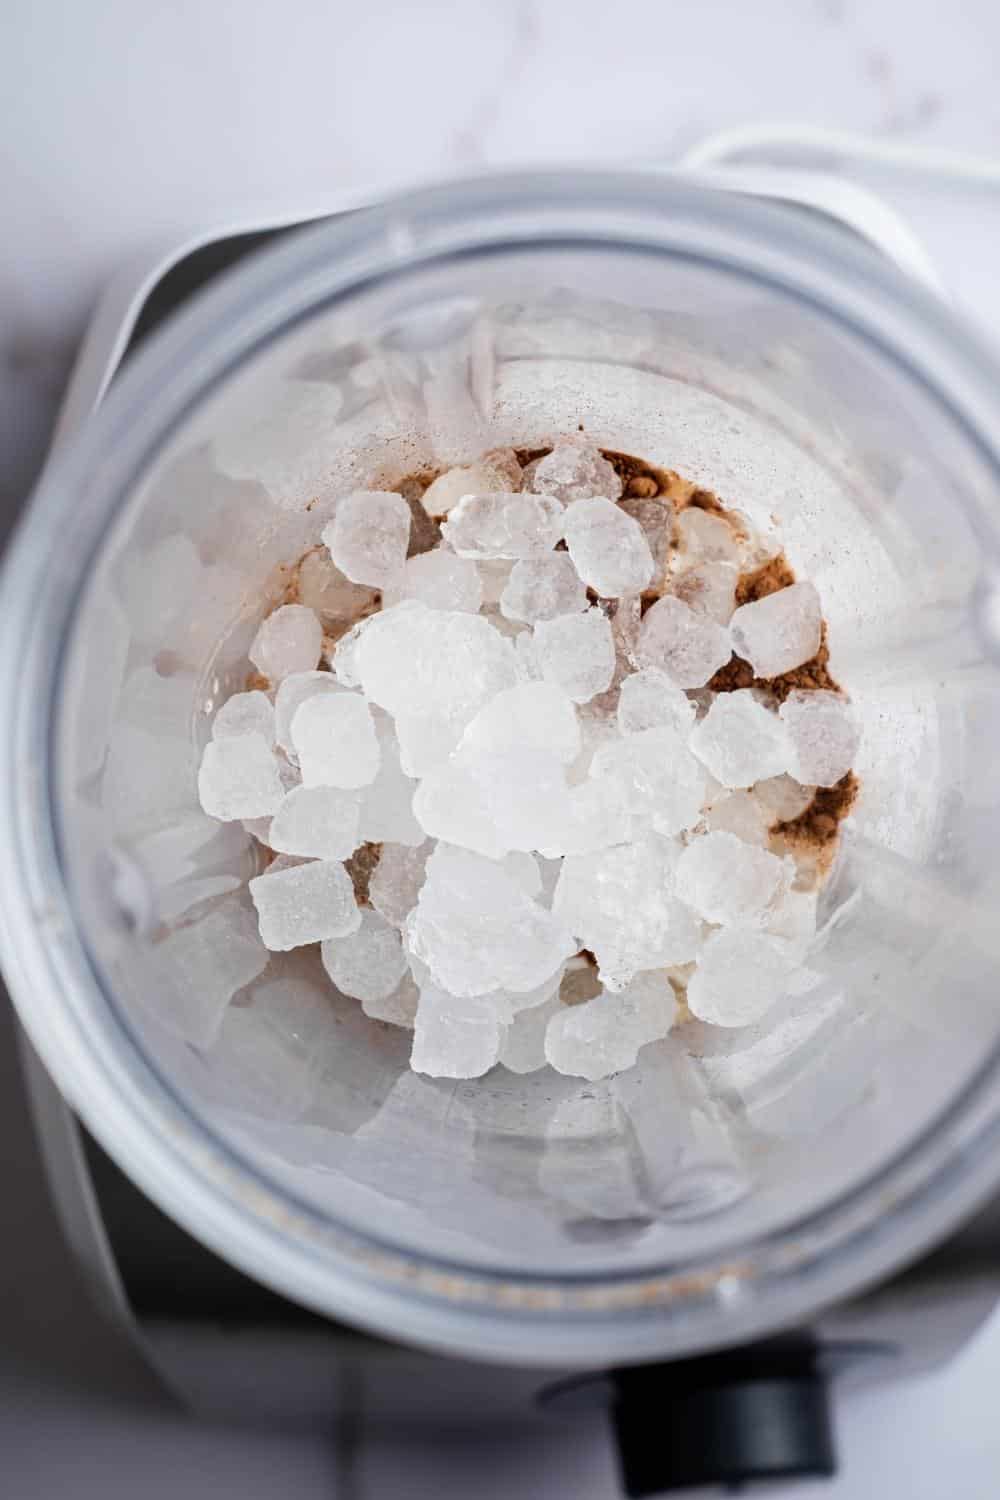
<box><xmin>3</xmin><ymin>169</ymin><xmax>1000</xmax><ymax>1360</ymax></box>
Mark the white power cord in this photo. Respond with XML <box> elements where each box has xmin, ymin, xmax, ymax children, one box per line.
<box><xmin>681</xmin><ymin>123</ymin><xmax>1000</xmax><ymax>188</ymax></box>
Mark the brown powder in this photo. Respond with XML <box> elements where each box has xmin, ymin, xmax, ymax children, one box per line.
<box><xmin>774</xmin><ymin>772</ymin><xmax>859</xmax><ymax>850</ymax></box>
<box><xmin>706</xmin><ymin>655</ymin><xmax>756</xmax><ymax>693</ymax></box>
<box><xmin>245</xmin><ymin>670</ymin><xmax>271</xmax><ymax>693</ymax></box>
<box><xmin>735</xmin><ymin>555</ymin><xmax>797</xmax><ymax>606</ymax></box>
<box><xmin>345</xmin><ymin>841</ymin><xmax>382</xmax><ymax>906</ymax></box>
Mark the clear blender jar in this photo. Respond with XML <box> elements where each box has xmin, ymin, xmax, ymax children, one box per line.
<box><xmin>3</xmin><ymin>170</ymin><xmax>1000</xmax><ymax>1368</ymax></box>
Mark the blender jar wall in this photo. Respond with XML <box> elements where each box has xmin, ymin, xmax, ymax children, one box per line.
<box><xmin>4</xmin><ymin>174</ymin><xmax>1000</xmax><ymax>1361</ymax></box>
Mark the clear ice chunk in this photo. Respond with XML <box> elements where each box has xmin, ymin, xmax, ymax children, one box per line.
<box><xmin>703</xmin><ymin>789</ymin><xmax>771</xmax><ymax>846</ymax></box>
<box><xmin>406</xmin><ymin>844</ymin><xmax>576</xmax><ymax>998</ymax></box>
<box><xmin>499</xmin><ymin>552</ymin><xmax>588</xmax><ymax>623</ymax></box>
<box><xmin>591</xmin><ymin>726</ymin><xmax>705</xmax><ymax>837</ymax></box>
<box><xmin>637</xmin><ymin>595</ymin><xmax>732</xmax><ymax>688</ymax></box>
<box><xmin>676</xmin><ymin>507</ymin><xmax>742</xmax><ymax>565</ymax></box>
<box><xmin>249</xmin><ymin>604</ymin><xmax>323</xmax><ymax>682</ymax></box>
<box><xmin>441</xmin><ymin>492</ymin><xmax>564</xmax><ymax>560</ymax></box>
<box><xmin>198</xmin><ymin>733</ymin><xmax>286</xmax><ymax>821</ymax></box>
<box><xmin>420</xmin><ymin>459</ymin><xmax>520</xmax><ymax>517</ymax></box>
<box><xmin>295</xmin><ymin>548</ymin><xmax>379</xmax><ymax>625</ymax></box>
<box><xmin>274</xmin><ymin>671</ymin><xmax>344</xmax><ymax>759</ymax></box>
<box><xmin>382</xmin><ymin>546</ymin><xmax>483</xmax><ymax>614</ymax></box>
<box><xmin>689</xmin><ymin>690</ymin><xmax>792</xmax><ymax>788</ymax></box>
<box><xmin>617</xmin><ymin>667</ymin><xmax>695</xmax><ymax>736</ymax></box>
<box><xmin>673</xmin><ymin>561</ymin><xmax>738</xmax><ymax>625</ymax></box>
<box><xmin>619</xmin><ymin>495</ymin><xmax>673</xmax><ymax>577</ymax></box>
<box><xmin>533</xmin><ymin>607</ymin><xmax>615</xmax><ymax>704</ymax></box>
<box><xmin>687</xmin><ymin>928</ymin><xmax>797</xmax><ymax>1027</ymax></box>
<box><xmin>394</xmin><ymin>711</ymin><xmax>464</xmax><ymax>778</ymax></box>
<box><xmin>290</xmin><ymin>691</ymin><xmax>380</xmax><ymax>789</ymax></box>
<box><xmin>356</xmin><ymin>602</ymin><xmax>518</xmax><ymax>723</ymax></box>
<box><xmin>212</xmin><ymin>690</ymin><xmax>276</xmax><ymax>746</ymax></box>
<box><xmin>268</xmin><ymin>784</ymin><xmax>362</xmax><ymax>861</ymax></box>
<box><xmin>322</xmin><ymin>490</ymin><xmax>411</xmax><ymax>587</ymax></box>
<box><xmin>544</xmin><ymin>972</ymin><xmax>677</xmax><ymax>1081</ymax></box>
<box><xmin>249</xmin><ymin>859</ymin><xmax>360</xmax><ymax>951</ymax></box>
<box><xmin>753</xmin><ymin>773</ymin><xmax>815</xmax><ymax>822</ymax></box>
<box><xmin>729</xmin><ymin>582</ymin><xmax>822</xmax><ymax>678</ymax></box>
<box><xmin>410</xmin><ymin>981</ymin><xmax>503</xmax><ymax>1079</ymax></box>
<box><xmin>456</xmin><ymin>681</ymin><xmax>580</xmax><ymax>765</ymax></box>
<box><xmin>779</xmin><ymin>689</ymin><xmax>859</xmax><ymax>787</ymax></box>
<box><xmin>501</xmin><ymin>851</ymin><xmax>542</xmax><ymax>899</ymax></box>
<box><xmin>553</xmin><ymin>836</ymin><xmax>704</xmax><ymax>991</ymax></box>
<box><xmin>321</xmin><ymin>909</ymin><xmax>409</xmax><ymax>1003</ymax></box>
<box><xmin>368</xmin><ymin>841</ymin><xmax>431</xmax><ymax>928</ymax></box>
<box><xmin>674</xmin><ymin>830</ymin><xmax>789</xmax><ymax>927</ymax></box>
<box><xmin>532</xmin><ymin>442</ymin><xmax>622</xmax><ymax>504</ymax></box>
<box><xmin>561</xmin><ymin>496</ymin><xmax>654</xmax><ymax>597</ymax></box>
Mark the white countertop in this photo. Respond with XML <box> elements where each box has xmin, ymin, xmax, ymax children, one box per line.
<box><xmin>3</xmin><ymin>1</ymin><xmax>1000</xmax><ymax>1495</ymax></box>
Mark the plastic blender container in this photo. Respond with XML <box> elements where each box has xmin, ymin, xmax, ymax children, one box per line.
<box><xmin>3</xmin><ymin>170</ymin><xmax>1000</xmax><ymax>1367</ymax></box>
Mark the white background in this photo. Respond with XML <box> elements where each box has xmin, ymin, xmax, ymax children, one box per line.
<box><xmin>3</xmin><ymin>0</ymin><xmax>1000</xmax><ymax>1494</ymax></box>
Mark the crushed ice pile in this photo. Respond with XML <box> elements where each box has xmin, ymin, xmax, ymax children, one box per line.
<box><xmin>196</xmin><ymin>442</ymin><xmax>859</xmax><ymax>1081</ymax></box>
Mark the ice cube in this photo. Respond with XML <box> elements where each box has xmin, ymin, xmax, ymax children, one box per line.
<box><xmin>532</xmin><ymin>442</ymin><xmax>622</xmax><ymax>504</ymax></box>
<box><xmin>410</xmin><ymin>981</ymin><xmax>503</xmax><ymax>1079</ymax></box>
<box><xmin>591</xmin><ymin>726</ymin><xmax>705</xmax><ymax>837</ymax></box>
<box><xmin>544</xmin><ymin>972</ymin><xmax>677</xmax><ymax>1081</ymax></box>
<box><xmin>413</xmin><ymin>749</ymin><xmax>575</xmax><ymax>859</ymax></box>
<box><xmin>420</xmin><ymin>459</ymin><xmax>520</xmax><ymax>517</ymax></box>
<box><xmin>561</xmin><ymin>496</ymin><xmax>654</xmax><ymax>597</ymax></box>
<box><xmin>242</xmin><ymin>815</ymin><xmax>273</xmax><ymax>843</ymax></box>
<box><xmin>617</xmin><ymin>668</ymin><xmax>695</xmax><ymax>736</ymax></box>
<box><xmin>729</xmin><ymin>582</ymin><xmax>822</xmax><ymax>678</ymax></box>
<box><xmin>382</xmin><ymin>546</ymin><xmax>483</xmax><ymax>613</ymax></box>
<box><xmin>703</xmin><ymin>789</ymin><xmax>771</xmax><ymax>846</ymax></box>
<box><xmin>268</xmin><ymin>784</ymin><xmax>362</xmax><ymax>861</ymax></box>
<box><xmin>619</xmin><ymin>495</ymin><xmax>673</xmax><ymax>578</ymax></box>
<box><xmin>499</xmin><ymin>553</ymin><xmax>588</xmax><ymax>623</ymax></box>
<box><xmin>553</xmin><ymin>836</ymin><xmax>704</xmax><ymax>991</ymax></box>
<box><xmin>676</xmin><ymin>507</ymin><xmax>742</xmax><ymax>565</ymax></box>
<box><xmin>322</xmin><ymin>490</ymin><xmax>411</xmax><ymax>587</ymax></box>
<box><xmin>533</xmin><ymin>607</ymin><xmax>615</xmax><ymax>703</ymax></box>
<box><xmin>328</xmin><ymin>616</ymin><xmax>368</xmax><ymax>687</ymax></box>
<box><xmin>211</xmin><ymin>690</ymin><xmax>276</xmax><ymax>746</ymax></box>
<box><xmin>198</xmin><ymin>733</ymin><xmax>286</xmax><ymax>821</ymax></box>
<box><xmin>394</xmin><ymin>712</ymin><xmax>463</xmax><ymax>778</ymax></box>
<box><xmin>779</xmin><ymin>689</ymin><xmax>859</xmax><ymax>787</ymax></box>
<box><xmin>368</xmin><ymin>841</ymin><xmax>431</xmax><ymax>928</ymax></box>
<box><xmin>499</xmin><ymin>994</ymin><xmax>562</xmax><ymax>1074</ymax></box>
<box><xmin>249</xmin><ymin>604</ymin><xmax>323</xmax><ymax>682</ymax></box>
<box><xmin>673</xmin><ymin>562</ymin><xmax>738</xmax><ymax>625</ymax></box>
<box><xmin>290</xmin><ymin>692</ymin><xmax>380</xmax><ymax>789</ymax></box>
<box><xmin>274</xmin><ymin>671</ymin><xmax>344</xmax><ymax>758</ymax></box>
<box><xmin>249</xmin><ymin>859</ymin><xmax>360</xmax><ymax>950</ymax></box>
<box><xmin>562</xmin><ymin>775</ymin><xmax>633</xmax><ymax>854</ymax></box>
<box><xmin>675</xmin><ymin>830</ymin><xmax>789</xmax><ymax>927</ymax></box>
<box><xmin>456</xmin><ymin>681</ymin><xmax>580</xmax><ymax>765</ymax></box>
<box><xmin>502</xmin><ymin>851</ymin><xmax>542</xmax><ymax>899</ymax></box>
<box><xmin>321</xmin><ymin>909</ymin><xmax>409</xmax><ymax>1003</ymax></box>
<box><xmin>687</xmin><ymin>928</ymin><xmax>797</xmax><ymax>1027</ymax></box>
<box><xmin>148</xmin><ymin>895</ymin><xmax>268</xmax><ymax>1048</ymax></box>
<box><xmin>689</xmin><ymin>690</ymin><xmax>793</xmax><ymax>788</ymax></box>
<box><xmin>363</xmin><ymin>970</ymin><xmax>420</xmax><ymax>1029</ymax></box>
<box><xmin>295</xmin><ymin>548</ymin><xmax>379</xmax><ymax>624</ymax></box>
<box><xmin>753</xmin><ymin>773</ymin><xmax>815</xmax><ymax>822</ymax></box>
<box><xmin>356</xmin><ymin>602</ymin><xmax>517</xmax><ymax>722</ymax></box>
<box><xmin>637</xmin><ymin>595</ymin><xmax>732</xmax><ymax>688</ymax></box>
<box><xmin>441</xmin><ymin>492</ymin><xmax>564</xmax><ymax>559</ymax></box>
<box><xmin>358</xmin><ymin>719</ymin><xmax>425</xmax><ymax>847</ymax></box>
<box><xmin>406</xmin><ymin>844</ymin><xmax>576</xmax><ymax>998</ymax></box>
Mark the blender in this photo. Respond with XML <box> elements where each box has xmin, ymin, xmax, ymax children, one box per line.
<box><xmin>5</xmin><ymin>170</ymin><xmax>1000</xmax><ymax>1493</ymax></box>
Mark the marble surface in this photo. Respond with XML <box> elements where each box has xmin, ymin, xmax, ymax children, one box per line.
<box><xmin>4</xmin><ymin>1</ymin><xmax>1000</xmax><ymax>1497</ymax></box>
